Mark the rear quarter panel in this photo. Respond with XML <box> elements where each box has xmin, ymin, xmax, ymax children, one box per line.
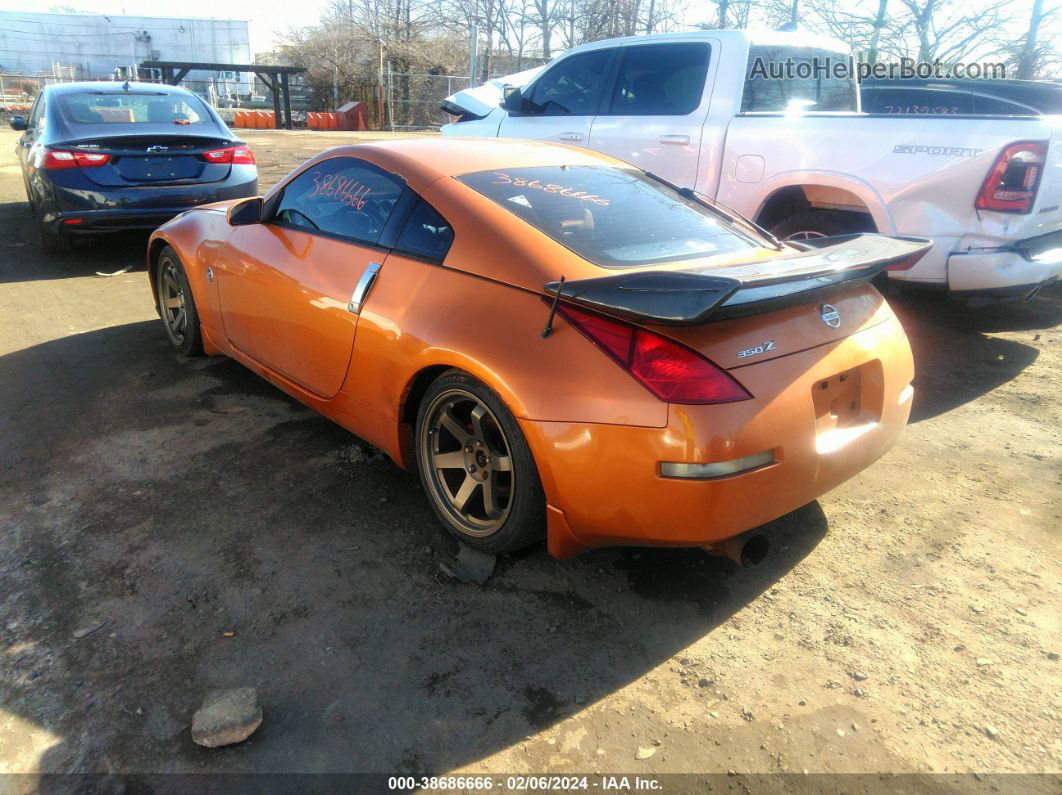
<box><xmin>718</xmin><ymin>114</ymin><xmax>1062</xmax><ymax>279</ymax></box>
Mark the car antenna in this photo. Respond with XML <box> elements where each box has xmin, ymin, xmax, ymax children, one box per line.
<box><xmin>541</xmin><ymin>276</ymin><xmax>566</xmax><ymax>339</ymax></box>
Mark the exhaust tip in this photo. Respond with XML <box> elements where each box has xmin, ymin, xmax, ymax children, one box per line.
<box><xmin>708</xmin><ymin>532</ymin><xmax>770</xmax><ymax>567</ymax></box>
<box><xmin>740</xmin><ymin>534</ymin><xmax>769</xmax><ymax>567</ymax></box>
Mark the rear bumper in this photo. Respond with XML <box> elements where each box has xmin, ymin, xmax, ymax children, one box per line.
<box><xmin>40</xmin><ymin>169</ymin><xmax>258</xmax><ymax>233</ymax></box>
<box><xmin>521</xmin><ymin>317</ymin><xmax>914</xmax><ymax>557</ymax></box>
<box><xmin>947</xmin><ymin>228</ymin><xmax>1062</xmax><ymax>296</ymax></box>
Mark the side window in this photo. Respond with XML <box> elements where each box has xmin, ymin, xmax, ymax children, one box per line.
<box><xmin>395</xmin><ymin>199</ymin><xmax>454</xmax><ymax>262</ymax></box>
<box><xmin>272</xmin><ymin>157</ymin><xmax>404</xmax><ymax>245</ymax></box>
<box><xmin>28</xmin><ymin>95</ymin><xmax>45</xmax><ymax>129</ymax></box>
<box><xmin>741</xmin><ymin>46</ymin><xmax>857</xmax><ymax>112</ymax></box>
<box><xmin>528</xmin><ymin>49</ymin><xmax>614</xmax><ymax>116</ymax></box>
<box><xmin>863</xmin><ymin>87</ymin><xmax>971</xmax><ymax>115</ymax></box>
<box><xmin>607</xmin><ymin>43</ymin><xmax>710</xmax><ymax>116</ymax></box>
<box><xmin>973</xmin><ymin>95</ymin><xmax>1036</xmax><ymax>116</ymax></box>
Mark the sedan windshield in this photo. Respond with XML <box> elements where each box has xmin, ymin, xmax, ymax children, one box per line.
<box><xmin>457</xmin><ymin>166</ymin><xmax>759</xmax><ymax>268</ymax></box>
<box><xmin>56</xmin><ymin>92</ymin><xmax>210</xmax><ymax>125</ymax></box>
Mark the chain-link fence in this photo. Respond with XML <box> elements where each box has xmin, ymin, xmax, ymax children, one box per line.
<box><xmin>0</xmin><ymin>67</ymin><xmax>526</xmax><ymax>131</ymax></box>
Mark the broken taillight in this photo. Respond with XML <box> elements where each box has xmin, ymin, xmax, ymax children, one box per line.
<box><xmin>976</xmin><ymin>141</ymin><xmax>1047</xmax><ymax>214</ymax></box>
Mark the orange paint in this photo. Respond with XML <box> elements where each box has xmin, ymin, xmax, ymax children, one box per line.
<box><xmin>149</xmin><ymin>138</ymin><xmax>916</xmax><ymax>557</ymax></box>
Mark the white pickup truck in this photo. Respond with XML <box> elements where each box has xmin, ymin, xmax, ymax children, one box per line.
<box><xmin>441</xmin><ymin>30</ymin><xmax>1062</xmax><ymax>298</ymax></box>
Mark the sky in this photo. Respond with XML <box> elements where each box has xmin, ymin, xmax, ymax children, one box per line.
<box><xmin>7</xmin><ymin>0</ymin><xmax>1054</xmax><ymax>58</ymax></box>
<box><xmin>11</xmin><ymin>0</ymin><xmax>332</xmax><ymax>52</ymax></box>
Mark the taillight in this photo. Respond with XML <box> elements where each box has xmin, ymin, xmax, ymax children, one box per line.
<box><xmin>554</xmin><ymin>303</ymin><xmax>752</xmax><ymax>404</ymax></box>
<box><xmin>43</xmin><ymin>149</ymin><xmax>111</xmax><ymax>169</ymax></box>
<box><xmin>976</xmin><ymin>141</ymin><xmax>1047</xmax><ymax>214</ymax></box>
<box><xmin>202</xmin><ymin>145</ymin><xmax>256</xmax><ymax>165</ymax></box>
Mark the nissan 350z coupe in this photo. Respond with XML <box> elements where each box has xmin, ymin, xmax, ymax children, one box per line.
<box><xmin>147</xmin><ymin>138</ymin><xmax>930</xmax><ymax>562</ymax></box>
<box><xmin>11</xmin><ymin>81</ymin><xmax>257</xmax><ymax>253</ymax></box>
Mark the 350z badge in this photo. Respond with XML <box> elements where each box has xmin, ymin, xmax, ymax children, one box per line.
<box><xmin>736</xmin><ymin>340</ymin><xmax>777</xmax><ymax>359</ymax></box>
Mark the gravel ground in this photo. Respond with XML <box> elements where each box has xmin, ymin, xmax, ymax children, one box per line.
<box><xmin>0</xmin><ymin>128</ymin><xmax>1059</xmax><ymax>788</ymax></box>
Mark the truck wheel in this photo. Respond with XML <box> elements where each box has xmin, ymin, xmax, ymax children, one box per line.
<box><xmin>771</xmin><ymin>210</ymin><xmax>874</xmax><ymax>242</ymax></box>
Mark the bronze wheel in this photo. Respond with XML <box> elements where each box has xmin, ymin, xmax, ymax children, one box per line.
<box><xmin>420</xmin><ymin>388</ymin><xmax>514</xmax><ymax>537</ymax></box>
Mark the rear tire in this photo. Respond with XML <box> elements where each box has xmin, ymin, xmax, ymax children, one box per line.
<box><xmin>415</xmin><ymin>370</ymin><xmax>545</xmax><ymax>554</ymax></box>
<box><xmin>35</xmin><ymin>206</ymin><xmax>72</xmax><ymax>254</ymax></box>
<box><xmin>156</xmin><ymin>246</ymin><xmax>203</xmax><ymax>356</ymax></box>
<box><xmin>771</xmin><ymin>210</ymin><xmax>874</xmax><ymax>242</ymax></box>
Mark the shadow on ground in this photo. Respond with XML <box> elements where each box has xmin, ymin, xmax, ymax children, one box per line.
<box><xmin>888</xmin><ymin>287</ymin><xmax>1057</xmax><ymax>422</ymax></box>
<box><xmin>0</xmin><ymin>321</ymin><xmax>828</xmax><ymax>778</ymax></box>
<box><xmin>0</xmin><ymin>200</ymin><xmax>150</xmax><ymax>284</ymax></box>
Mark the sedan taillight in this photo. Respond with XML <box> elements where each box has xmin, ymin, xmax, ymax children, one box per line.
<box><xmin>202</xmin><ymin>145</ymin><xmax>256</xmax><ymax>165</ymax></box>
<box><xmin>44</xmin><ymin>149</ymin><xmax>112</xmax><ymax>169</ymax></box>
<box><xmin>554</xmin><ymin>302</ymin><xmax>752</xmax><ymax>404</ymax></box>
<box><xmin>976</xmin><ymin>141</ymin><xmax>1047</xmax><ymax>214</ymax></box>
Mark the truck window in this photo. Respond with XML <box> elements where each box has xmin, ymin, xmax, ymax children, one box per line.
<box><xmin>527</xmin><ymin>49</ymin><xmax>615</xmax><ymax>116</ymax></box>
<box><xmin>605</xmin><ymin>43</ymin><xmax>710</xmax><ymax>116</ymax></box>
<box><xmin>862</xmin><ymin>87</ymin><xmax>972</xmax><ymax>115</ymax></box>
<box><xmin>741</xmin><ymin>46</ymin><xmax>857</xmax><ymax>113</ymax></box>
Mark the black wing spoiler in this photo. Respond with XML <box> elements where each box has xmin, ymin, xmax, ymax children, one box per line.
<box><xmin>544</xmin><ymin>234</ymin><xmax>932</xmax><ymax>325</ymax></box>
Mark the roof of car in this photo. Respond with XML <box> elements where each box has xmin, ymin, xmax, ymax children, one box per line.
<box><xmin>274</xmin><ymin>137</ymin><xmax>623</xmax><ymax>193</ymax></box>
<box><xmin>45</xmin><ymin>81</ymin><xmax>198</xmax><ymax>97</ymax></box>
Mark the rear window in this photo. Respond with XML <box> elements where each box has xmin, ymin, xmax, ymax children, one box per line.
<box><xmin>56</xmin><ymin>92</ymin><xmax>210</xmax><ymax>125</ymax></box>
<box><xmin>741</xmin><ymin>46</ymin><xmax>857</xmax><ymax>113</ymax></box>
<box><xmin>457</xmin><ymin>166</ymin><xmax>758</xmax><ymax>268</ymax></box>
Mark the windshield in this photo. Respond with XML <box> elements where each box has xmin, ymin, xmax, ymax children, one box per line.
<box><xmin>457</xmin><ymin>166</ymin><xmax>760</xmax><ymax>268</ymax></box>
<box><xmin>56</xmin><ymin>92</ymin><xmax>211</xmax><ymax>125</ymax></box>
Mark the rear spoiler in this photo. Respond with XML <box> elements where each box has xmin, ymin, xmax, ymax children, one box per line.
<box><xmin>544</xmin><ymin>234</ymin><xmax>932</xmax><ymax>325</ymax></box>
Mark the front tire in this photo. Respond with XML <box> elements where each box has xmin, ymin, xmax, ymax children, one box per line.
<box><xmin>156</xmin><ymin>246</ymin><xmax>203</xmax><ymax>356</ymax></box>
<box><xmin>415</xmin><ymin>371</ymin><xmax>545</xmax><ymax>554</ymax></box>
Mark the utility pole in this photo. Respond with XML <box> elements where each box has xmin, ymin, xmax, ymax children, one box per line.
<box><xmin>332</xmin><ymin>46</ymin><xmax>339</xmax><ymax>109</ymax></box>
<box><xmin>469</xmin><ymin>24</ymin><xmax>479</xmax><ymax>87</ymax></box>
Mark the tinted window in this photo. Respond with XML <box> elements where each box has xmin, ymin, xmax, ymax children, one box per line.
<box><xmin>273</xmin><ymin>157</ymin><xmax>404</xmax><ymax>245</ymax></box>
<box><xmin>56</xmin><ymin>92</ymin><xmax>210</xmax><ymax>125</ymax></box>
<box><xmin>28</xmin><ymin>95</ymin><xmax>44</xmax><ymax>129</ymax></box>
<box><xmin>528</xmin><ymin>49</ymin><xmax>614</xmax><ymax>116</ymax></box>
<box><xmin>396</xmin><ymin>200</ymin><xmax>454</xmax><ymax>262</ymax></box>
<box><xmin>457</xmin><ymin>166</ymin><xmax>758</xmax><ymax>268</ymax></box>
<box><xmin>973</xmin><ymin>95</ymin><xmax>1037</xmax><ymax>115</ymax></box>
<box><xmin>861</xmin><ymin>87</ymin><xmax>972</xmax><ymax>114</ymax></box>
<box><xmin>741</xmin><ymin>46</ymin><xmax>857</xmax><ymax>112</ymax></box>
<box><xmin>607</xmin><ymin>43</ymin><xmax>710</xmax><ymax>116</ymax></box>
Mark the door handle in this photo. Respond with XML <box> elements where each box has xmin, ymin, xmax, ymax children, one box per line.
<box><xmin>559</xmin><ymin>132</ymin><xmax>583</xmax><ymax>141</ymax></box>
<box><xmin>347</xmin><ymin>262</ymin><xmax>382</xmax><ymax>315</ymax></box>
<box><xmin>659</xmin><ymin>134</ymin><xmax>690</xmax><ymax>145</ymax></box>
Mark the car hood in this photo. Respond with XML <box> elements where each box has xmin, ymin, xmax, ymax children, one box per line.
<box><xmin>442</xmin><ymin>65</ymin><xmax>544</xmax><ymax>118</ymax></box>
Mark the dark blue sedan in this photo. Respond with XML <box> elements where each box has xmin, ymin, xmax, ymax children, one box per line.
<box><xmin>11</xmin><ymin>81</ymin><xmax>258</xmax><ymax>253</ymax></box>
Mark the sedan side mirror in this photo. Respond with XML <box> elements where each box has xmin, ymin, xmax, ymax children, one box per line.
<box><xmin>227</xmin><ymin>196</ymin><xmax>263</xmax><ymax>226</ymax></box>
<box><xmin>9</xmin><ymin>116</ymin><xmax>28</xmax><ymax>131</ymax></box>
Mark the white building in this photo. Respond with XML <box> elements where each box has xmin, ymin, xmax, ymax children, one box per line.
<box><xmin>0</xmin><ymin>11</ymin><xmax>251</xmax><ymax>79</ymax></box>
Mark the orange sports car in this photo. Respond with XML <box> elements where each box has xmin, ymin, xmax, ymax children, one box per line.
<box><xmin>147</xmin><ymin>138</ymin><xmax>929</xmax><ymax>563</ymax></box>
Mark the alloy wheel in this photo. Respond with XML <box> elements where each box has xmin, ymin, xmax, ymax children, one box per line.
<box><xmin>420</xmin><ymin>388</ymin><xmax>515</xmax><ymax>537</ymax></box>
<box><xmin>158</xmin><ymin>258</ymin><xmax>187</xmax><ymax>346</ymax></box>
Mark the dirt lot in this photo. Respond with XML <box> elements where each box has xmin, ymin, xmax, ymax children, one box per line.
<box><xmin>0</xmin><ymin>128</ymin><xmax>1059</xmax><ymax>787</ymax></box>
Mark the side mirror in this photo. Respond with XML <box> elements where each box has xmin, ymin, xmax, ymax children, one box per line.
<box><xmin>9</xmin><ymin>116</ymin><xmax>28</xmax><ymax>131</ymax></box>
<box><xmin>502</xmin><ymin>86</ymin><xmax>528</xmax><ymax>113</ymax></box>
<box><xmin>227</xmin><ymin>196</ymin><xmax>263</xmax><ymax>226</ymax></box>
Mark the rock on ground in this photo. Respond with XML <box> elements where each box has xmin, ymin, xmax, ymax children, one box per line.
<box><xmin>191</xmin><ymin>687</ymin><xmax>263</xmax><ymax>748</ymax></box>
